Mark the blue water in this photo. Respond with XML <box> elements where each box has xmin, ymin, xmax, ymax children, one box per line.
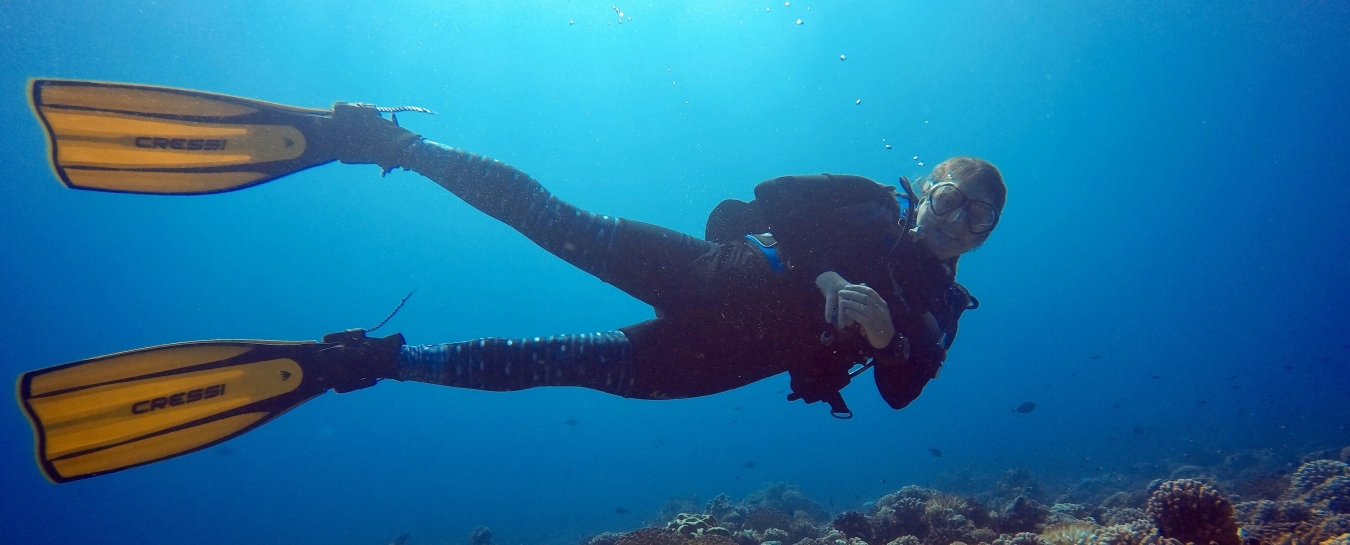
<box><xmin>1</xmin><ymin>1</ymin><xmax>1347</xmax><ymax>544</ymax></box>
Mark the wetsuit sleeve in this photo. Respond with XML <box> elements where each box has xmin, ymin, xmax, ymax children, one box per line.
<box><xmin>872</xmin><ymin>309</ymin><xmax>946</xmax><ymax>410</ymax></box>
<box><xmin>872</xmin><ymin>341</ymin><xmax>943</xmax><ymax>410</ymax></box>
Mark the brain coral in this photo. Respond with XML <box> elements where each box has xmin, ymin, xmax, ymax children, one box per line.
<box><xmin>1147</xmin><ymin>479</ymin><xmax>1240</xmax><ymax>545</ymax></box>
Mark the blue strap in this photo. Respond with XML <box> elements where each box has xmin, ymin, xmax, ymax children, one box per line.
<box><xmin>745</xmin><ymin>234</ymin><xmax>787</xmax><ymax>274</ymax></box>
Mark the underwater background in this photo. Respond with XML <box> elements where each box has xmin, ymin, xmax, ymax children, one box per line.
<box><xmin>1</xmin><ymin>1</ymin><xmax>1348</xmax><ymax>544</ymax></box>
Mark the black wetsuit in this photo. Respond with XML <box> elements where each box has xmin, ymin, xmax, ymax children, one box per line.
<box><xmin>392</xmin><ymin>139</ymin><xmax>956</xmax><ymax>412</ymax></box>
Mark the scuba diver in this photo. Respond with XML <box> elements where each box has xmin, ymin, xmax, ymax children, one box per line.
<box><xmin>332</xmin><ymin>104</ymin><xmax>1005</xmax><ymax>416</ymax></box>
<box><xmin>19</xmin><ymin>80</ymin><xmax>1006</xmax><ymax>483</ymax></box>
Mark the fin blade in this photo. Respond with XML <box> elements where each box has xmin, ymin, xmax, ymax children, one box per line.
<box><xmin>17</xmin><ymin>339</ymin><xmax>326</xmax><ymax>483</ymax></box>
<box><xmin>30</xmin><ymin>79</ymin><xmax>337</xmax><ymax>195</ymax></box>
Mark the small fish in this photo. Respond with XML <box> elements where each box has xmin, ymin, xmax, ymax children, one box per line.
<box><xmin>392</xmin><ymin>534</ymin><xmax>411</xmax><ymax>545</ymax></box>
<box><xmin>1133</xmin><ymin>425</ymin><xmax>1146</xmax><ymax>435</ymax></box>
<box><xmin>216</xmin><ymin>446</ymin><xmax>232</xmax><ymax>456</ymax></box>
<box><xmin>565</xmin><ymin>418</ymin><xmax>579</xmax><ymax>427</ymax></box>
<box><xmin>928</xmin><ymin>448</ymin><xmax>943</xmax><ymax>457</ymax></box>
<box><xmin>1284</xmin><ymin>365</ymin><xmax>1295</xmax><ymax>370</ymax></box>
<box><xmin>880</xmin><ymin>478</ymin><xmax>887</xmax><ymax>483</ymax></box>
<box><xmin>1089</xmin><ymin>354</ymin><xmax>1102</xmax><ymax>360</ymax></box>
<box><xmin>1013</xmin><ymin>402</ymin><xmax>1037</xmax><ymax>413</ymax></box>
<box><xmin>1197</xmin><ymin>400</ymin><xmax>1208</xmax><ymax>405</ymax></box>
<box><xmin>653</xmin><ymin>441</ymin><xmax>664</xmax><ymax>448</ymax></box>
<box><xmin>1150</xmin><ymin>375</ymin><xmax>1162</xmax><ymax>379</ymax></box>
<box><xmin>1319</xmin><ymin>357</ymin><xmax>1331</xmax><ymax>363</ymax></box>
<box><xmin>615</xmin><ymin>507</ymin><xmax>629</xmax><ymax>515</ymax></box>
<box><xmin>744</xmin><ymin>460</ymin><xmax>756</xmax><ymax>469</ymax></box>
<box><xmin>1233</xmin><ymin>385</ymin><xmax>1243</xmax><ymax>390</ymax></box>
<box><xmin>830</xmin><ymin>496</ymin><xmax>834</xmax><ymax>507</ymax></box>
<box><xmin>1228</xmin><ymin>375</ymin><xmax>1238</xmax><ymax>380</ymax></box>
<box><xmin>733</xmin><ymin>406</ymin><xmax>741</xmax><ymax>411</ymax></box>
<box><xmin>1237</xmin><ymin>407</ymin><xmax>1247</xmax><ymax>418</ymax></box>
<box><xmin>1113</xmin><ymin>403</ymin><xmax>1122</xmax><ymax>408</ymax></box>
<box><xmin>1341</xmin><ymin>344</ymin><xmax>1349</xmax><ymax>350</ymax></box>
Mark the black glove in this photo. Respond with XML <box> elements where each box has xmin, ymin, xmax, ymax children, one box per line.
<box><xmin>329</xmin><ymin>103</ymin><xmax>423</xmax><ymax>172</ymax></box>
<box><xmin>316</xmin><ymin>329</ymin><xmax>407</xmax><ymax>393</ymax></box>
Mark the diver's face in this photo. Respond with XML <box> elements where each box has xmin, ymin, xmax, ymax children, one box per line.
<box><xmin>913</xmin><ymin>176</ymin><xmax>1003</xmax><ymax>259</ymax></box>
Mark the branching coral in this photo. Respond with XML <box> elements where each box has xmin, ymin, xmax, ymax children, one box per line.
<box><xmin>1098</xmin><ymin>508</ymin><xmax>1150</xmax><ymax>527</ymax></box>
<box><xmin>706</xmin><ymin>494</ymin><xmax>738</xmax><ymax>524</ymax></box>
<box><xmin>1307</xmin><ymin>476</ymin><xmax>1350</xmax><ymax>514</ymax></box>
<box><xmin>586</xmin><ymin>533</ymin><xmax>623</xmax><ymax>545</ymax></box>
<box><xmin>689</xmin><ymin>534</ymin><xmax>736</xmax><ymax>545</ymax></box>
<box><xmin>871</xmin><ymin>498</ymin><xmax>930</xmax><ymax>544</ymax></box>
<box><xmin>833</xmin><ymin>511</ymin><xmax>875</xmax><ymax>543</ymax></box>
<box><xmin>1288</xmin><ymin>461</ymin><xmax>1350</xmax><ymax>499</ymax></box>
<box><xmin>992</xmin><ymin>531</ymin><xmax>1044</xmax><ymax>545</ymax></box>
<box><xmin>615</xmin><ymin>528</ymin><xmax>685</xmax><ymax>545</ymax></box>
<box><xmin>997</xmin><ymin>497</ymin><xmax>1051</xmax><ymax>535</ymax></box>
<box><xmin>1146</xmin><ymin>479</ymin><xmax>1240</xmax><ymax>545</ymax></box>
<box><xmin>741</xmin><ymin>507</ymin><xmax>792</xmax><ymax>534</ymax></box>
<box><xmin>1047</xmin><ymin>504</ymin><xmax>1092</xmax><ymax>526</ymax></box>
<box><xmin>740</xmin><ymin>483</ymin><xmax>829</xmax><ymax>523</ymax></box>
<box><xmin>927</xmin><ymin>494</ymin><xmax>971</xmax><ymax>517</ymax></box>
<box><xmin>1079</xmin><ymin>520</ymin><xmax>1160</xmax><ymax>545</ymax></box>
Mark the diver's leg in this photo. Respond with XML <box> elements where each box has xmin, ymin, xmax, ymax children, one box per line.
<box><xmin>399</xmin><ymin>140</ymin><xmax>716</xmax><ymax>311</ymax></box>
<box><xmin>395</xmin><ymin>331</ymin><xmax>640</xmax><ymax>397</ymax></box>
<box><xmin>393</xmin><ymin>319</ymin><xmax>783</xmax><ymax>400</ymax></box>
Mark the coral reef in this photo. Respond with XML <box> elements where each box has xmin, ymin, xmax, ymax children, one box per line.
<box><xmin>585</xmin><ymin>532</ymin><xmax>623</xmax><ymax>545</ymax></box>
<box><xmin>470</xmin><ymin>526</ymin><xmax>493</xmax><ymax>545</ymax></box>
<box><xmin>997</xmin><ymin>496</ymin><xmax>1051</xmax><ymax>535</ymax></box>
<box><xmin>1288</xmin><ymin>461</ymin><xmax>1350</xmax><ymax>500</ymax></box>
<box><xmin>585</xmin><ymin>448</ymin><xmax>1349</xmax><ymax>545</ymax></box>
<box><xmin>992</xmin><ymin>531</ymin><xmax>1043</xmax><ymax>545</ymax></box>
<box><xmin>1039</xmin><ymin>522</ymin><xmax>1100</xmax><ymax>545</ymax></box>
<box><xmin>833</xmin><ymin>511</ymin><xmax>875</xmax><ymax>542</ymax></box>
<box><xmin>667</xmin><ymin>513</ymin><xmax>728</xmax><ymax>538</ymax></box>
<box><xmin>615</xmin><ymin>528</ymin><xmax>685</xmax><ymax>545</ymax></box>
<box><xmin>1146</xmin><ymin>479</ymin><xmax>1240</xmax><ymax>545</ymax></box>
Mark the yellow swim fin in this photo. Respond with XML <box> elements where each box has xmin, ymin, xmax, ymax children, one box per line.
<box><xmin>16</xmin><ymin>330</ymin><xmax>403</xmax><ymax>483</ymax></box>
<box><xmin>30</xmin><ymin>79</ymin><xmax>339</xmax><ymax>195</ymax></box>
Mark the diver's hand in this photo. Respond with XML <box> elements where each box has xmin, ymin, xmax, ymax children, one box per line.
<box><xmin>816</xmin><ymin>271</ymin><xmax>895</xmax><ymax>349</ymax></box>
